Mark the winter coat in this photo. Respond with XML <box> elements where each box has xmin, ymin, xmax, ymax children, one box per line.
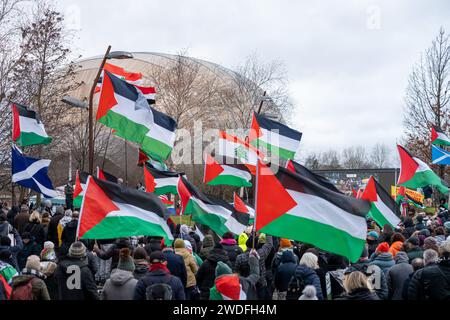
<box><xmin>133</xmin><ymin>268</ymin><xmax>185</xmax><ymax>300</ymax></box>
<box><xmin>0</xmin><ymin>222</ymin><xmax>13</xmax><ymax>238</ymax></box>
<box><xmin>386</xmin><ymin>252</ymin><xmax>413</xmax><ymax>300</ymax></box>
<box><xmin>101</xmin><ymin>269</ymin><xmax>138</xmax><ymax>300</ymax></box>
<box><xmin>272</xmin><ymin>248</ymin><xmax>299</xmax><ymax>275</ymax></box>
<box><xmin>348</xmin><ymin>259</ymin><xmax>388</xmax><ymax>300</ymax></box>
<box><xmin>14</xmin><ymin>212</ymin><xmax>30</xmax><ymax>235</ymax></box>
<box><xmin>407</xmin><ymin>258</ymin><xmax>450</xmax><ymax>300</ymax></box>
<box><xmin>388</xmin><ymin>241</ymin><xmax>404</xmax><ymax>258</ymax></box>
<box><xmin>274</xmin><ymin>250</ymin><xmax>297</xmax><ymax>292</ymax></box>
<box><xmin>196</xmin><ymin>247</ymin><xmax>231</xmax><ymax>300</ymax></box>
<box><xmin>407</xmin><ymin>247</ymin><xmax>424</xmax><ymax>263</ymax></box>
<box><xmin>199</xmin><ymin>235</ymin><xmax>214</xmax><ymax>261</ymax></box>
<box><xmin>337</xmin><ymin>287</ymin><xmax>380</xmax><ymax>300</ymax></box>
<box><xmin>55</xmin><ymin>256</ymin><xmax>99</xmax><ymax>300</ymax></box>
<box><xmin>235</xmin><ymin>235</ymin><xmax>273</xmax><ymax>287</ymax></box>
<box><xmin>369</xmin><ymin>252</ymin><xmax>395</xmax><ymax>274</ymax></box>
<box><xmin>294</xmin><ymin>264</ymin><xmax>324</xmax><ymax>300</ymax></box>
<box><xmin>59</xmin><ymin>220</ymin><xmax>78</xmax><ymax>257</ymax></box>
<box><xmin>220</xmin><ymin>239</ymin><xmax>243</xmax><ymax>268</ymax></box>
<box><xmin>17</xmin><ymin>239</ymin><xmax>41</xmax><ymax>270</ymax></box>
<box><xmin>174</xmin><ymin>247</ymin><xmax>198</xmax><ymax>288</ymax></box>
<box><xmin>238</xmin><ymin>233</ymin><xmax>248</xmax><ymax>252</ymax></box>
<box><xmin>133</xmin><ymin>260</ymin><xmax>149</xmax><ymax>281</ymax></box>
<box><xmin>46</xmin><ymin>213</ymin><xmax>63</xmax><ymax>248</ymax></box>
<box><xmin>162</xmin><ymin>249</ymin><xmax>187</xmax><ymax>288</ymax></box>
<box><xmin>11</xmin><ymin>271</ymin><xmax>50</xmax><ymax>300</ymax></box>
<box><xmin>0</xmin><ymin>230</ymin><xmax>23</xmax><ymax>271</ymax></box>
<box><xmin>24</xmin><ymin>222</ymin><xmax>46</xmax><ymax>247</ymax></box>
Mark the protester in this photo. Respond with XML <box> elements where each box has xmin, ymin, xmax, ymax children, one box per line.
<box><xmin>299</xmin><ymin>285</ymin><xmax>318</xmax><ymax>300</ymax></box>
<box><xmin>293</xmin><ymin>252</ymin><xmax>324</xmax><ymax>300</ymax></box>
<box><xmin>369</xmin><ymin>242</ymin><xmax>395</xmax><ymax>274</ymax></box>
<box><xmin>59</xmin><ymin>211</ymin><xmax>79</xmax><ymax>257</ymax></box>
<box><xmin>10</xmin><ymin>255</ymin><xmax>50</xmax><ymax>300</ymax></box>
<box><xmin>273</xmin><ymin>249</ymin><xmax>297</xmax><ymax>300</ymax></box>
<box><xmin>386</xmin><ymin>251</ymin><xmax>413</xmax><ymax>300</ymax></box>
<box><xmin>41</xmin><ymin>258</ymin><xmax>58</xmax><ymax>300</ymax></box>
<box><xmin>94</xmin><ymin>238</ymin><xmax>132</xmax><ymax>271</ymax></box>
<box><xmin>220</xmin><ymin>232</ymin><xmax>243</xmax><ymax>267</ymax></box>
<box><xmin>238</xmin><ymin>232</ymin><xmax>248</xmax><ymax>253</ymax></box>
<box><xmin>174</xmin><ymin>238</ymin><xmax>199</xmax><ymax>300</ymax></box>
<box><xmin>405</xmin><ymin>236</ymin><xmax>424</xmax><ymax>263</ymax></box>
<box><xmin>17</xmin><ymin>232</ymin><xmax>41</xmax><ymax>270</ymax></box>
<box><xmin>337</xmin><ymin>270</ymin><xmax>379</xmax><ymax>300</ymax></box>
<box><xmin>14</xmin><ymin>205</ymin><xmax>30</xmax><ymax>235</ymax></box>
<box><xmin>388</xmin><ymin>233</ymin><xmax>405</xmax><ymax>257</ymax></box>
<box><xmin>0</xmin><ymin>228</ymin><xmax>23</xmax><ymax>271</ymax></box>
<box><xmin>133</xmin><ymin>251</ymin><xmax>185</xmax><ymax>300</ymax></box>
<box><xmin>161</xmin><ymin>240</ymin><xmax>187</xmax><ymax>287</ymax></box>
<box><xmin>199</xmin><ymin>234</ymin><xmax>214</xmax><ymax>261</ymax></box>
<box><xmin>64</xmin><ymin>180</ymin><xmax>74</xmax><ymax>210</ymax></box>
<box><xmin>133</xmin><ymin>247</ymin><xmax>149</xmax><ymax>281</ymax></box>
<box><xmin>366</xmin><ymin>231</ymin><xmax>379</xmax><ymax>256</ymax></box>
<box><xmin>23</xmin><ymin>211</ymin><xmax>46</xmax><ymax>248</ymax></box>
<box><xmin>402</xmin><ymin>258</ymin><xmax>424</xmax><ymax>300</ymax></box>
<box><xmin>47</xmin><ymin>205</ymin><xmax>64</xmax><ymax>251</ymax></box>
<box><xmin>0</xmin><ymin>250</ymin><xmax>19</xmax><ymax>284</ymax></box>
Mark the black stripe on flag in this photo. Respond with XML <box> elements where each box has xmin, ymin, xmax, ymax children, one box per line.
<box><xmin>255</xmin><ymin>112</ymin><xmax>302</xmax><ymax>141</ymax></box>
<box><xmin>145</xmin><ymin>164</ymin><xmax>183</xmax><ymax>179</ymax></box>
<box><xmin>94</xmin><ymin>177</ymin><xmax>168</xmax><ymax>218</ymax></box>
<box><xmin>275</xmin><ymin>166</ymin><xmax>371</xmax><ymax>218</ymax></box>
<box><xmin>105</xmin><ymin>70</ymin><xmax>139</xmax><ymax>102</ymax></box>
<box><xmin>374</xmin><ymin>178</ymin><xmax>401</xmax><ymax>218</ymax></box>
<box><xmin>150</xmin><ymin>106</ymin><xmax>177</xmax><ymax>132</ymax></box>
<box><xmin>289</xmin><ymin>160</ymin><xmax>343</xmax><ymax>194</ymax></box>
<box><xmin>14</xmin><ymin>103</ymin><xmax>40</xmax><ymax>121</ymax></box>
<box><xmin>79</xmin><ymin>171</ymin><xmax>90</xmax><ymax>184</ymax></box>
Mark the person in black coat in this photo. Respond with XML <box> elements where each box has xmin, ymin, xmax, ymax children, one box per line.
<box><xmin>17</xmin><ymin>232</ymin><xmax>41</xmax><ymax>270</ymax></box>
<box><xmin>219</xmin><ymin>232</ymin><xmax>242</xmax><ymax>268</ymax></box>
<box><xmin>59</xmin><ymin>216</ymin><xmax>79</xmax><ymax>257</ymax></box>
<box><xmin>337</xmin><ymin>270</ymin><xmax>380</xmax><ymax>300</ymax></box>
<box><xmin>46</xmin><ymin>206</ymin><xmax>64</xmax><ymax>250</ymax></box>
<box><xmin>402</xmin><ymin>217</ymin><xmax>416</xmax><ymax>239</ymax></box>
<box><xmin>161</xmin><ymin>245</ymin><xmax>187</xmax><ymax>288</ymax></box>
<box><xmin>6</xmin><ymin>206</ymin><xmax>19</xmax><ymax>227</ymax></box>
<box><xmin>274</xmin><ymin>250</ymin><xmax>297</xmax><ymax>296</ymax></box>
<box><xmin>23</xmin><ymin>212</ymin><xmax>46</xmax><ymax>248</ymax></box>
<box><xmin>93</xmin><ymin>238</ymin><xmax>132</xmax><ymax>271</ymax></box>
<box><xmin>196</xmin><ymin>244</ymin><xmax>231</xmax><ymax>300</ymax></box>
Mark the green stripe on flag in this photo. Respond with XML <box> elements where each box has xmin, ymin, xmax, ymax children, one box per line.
<box><xmin>207</xmin><ymin>174</ymin><xmax>252</xmax><ymax>187</ymax></box>
<box><xmin>16</xmin><ymin>132</ymin><xmax>52</xmax><ymax>147</ymax></box>
<box><xmin>251</xmin><ymin>139</ymin><xmax>295</xmax><ymax>159</ymax></box>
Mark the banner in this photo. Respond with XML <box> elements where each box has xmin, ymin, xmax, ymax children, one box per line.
<box><xmin>391</xmin><ymin>186</ymin><xmax>424</xmax><ymax>205</ymax></box>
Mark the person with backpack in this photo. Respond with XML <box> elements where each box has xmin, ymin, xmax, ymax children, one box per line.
<box><xmin>220</xmin><ymin>232</ymin><xmax>243</xmax><ymax>268</ymax></box>
<box><xmin>133</xmin><ymin>251</ymin><xmax>185</xmax><ymax>300</ymax></box>
<box><xmin>273</xmin><ymin>249</ymin><xmax>297</xmax><ymax>300</ymax></box>
<box><xmin>289</xmin><ymin>252</ymin><xmax>324</xmax><ymax>300</ymax></box>
<box><xmin>10</xmin><ymin>255</ymin><xmax>50</xmax><ymax>300</ymax></box>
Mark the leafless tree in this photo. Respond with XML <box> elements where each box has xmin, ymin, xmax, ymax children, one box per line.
<box><xmin>403</xmin><ymin>27</ymin><xmax>450</xmax><ymax>178</ymax></box>
<box><xmin>371</xmin><ymin>143</ymin><xmax>391</xmax><ymax>168</ymax></box>
<box><xmin>341</xmin><ymin>146</ymin><xmax>372</xmax><ymax>169</ymax></box>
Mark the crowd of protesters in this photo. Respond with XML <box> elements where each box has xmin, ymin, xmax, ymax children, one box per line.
<box><xmin>0</xmin><ymin>198</ymin><xmax>449</xmax><ymax>300</ymax></box>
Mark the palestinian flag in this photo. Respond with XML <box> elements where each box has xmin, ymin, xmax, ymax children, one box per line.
<box><xmin>233</xmin><ymin>192</ymin><xmax>255</xmax><ymax>220</ymax></box>
<box><xmin>77</xmin><ymin>176</ymin><xmax>174</xmax><ymax>243</ymax></box>
<box><xmin>95</xmin><ymin>62</ymin><xmax>143</xmax><ymax>93</ymax></box>
<box><xmin>431</xmin><ymin>126</ymin><xmax>450</xmax><ymax>146</ymax></box>
<box><xmin>11</xmin><ymin>103</ymin><xmax>52</xmax><ymax>147</ymax></box>
<box><xmin>360</xmin><ymin>176</ymin><xmax>401</xmax><ymax>228</ymax></box>
<box><xmin>96</xmin><ymin>167</ymin><xmax>118</xmax><ymax>183</ymax></box>
<box><xmin>135</xmin><ymin>85</ymin><xmax>156</xmax><ymax>105</ymax></box>
<box><xmin>178</xmin><ymin>176</ymin><xmax>249</xmax><ymax>236</ymax></box>
<box><xmin>216</xmin><ymin>131</ymin><xmax>264</xmax><ymax>173</ymax></box>
<box><xmin>286</xmin><ymin>159</ymin><xmax>342</xmax><ymax>194</ymax></box>
<box><xmin>203</xmin><ymin>154</ymin><xmax>252</xmax><ymax>187</ymax></box>
<box><xmin>255</xmin><ymin>161</ymin><xmax>370</xmax><ymax>262</ymax></box>
<box><xmin>249</xmin><ymin>112</ymin><xmax>302</xmax><ymax>160</ymax></box>
<box><xmin>144</xmin><ymin>164</ymin><xmax>182</xmax><ymax>195</ymax></box>
<box><xmin>97</xmin><ymin>71</ymin><xmax>177</xmax><ymax>161</ymax></box>
<box><xmin>73</xmin><ymin>170</ymin><xmax>89</xmax><ymax>208</ymax></box>
<box><xmin>397</xmin><ymin>145</ymin><xmax>449</xmax><ymax>194</ymax></box>
<box><xmin>210</xmin><ymin>275</ymin><xmax>246</xmax><ymax>300</ymax></box>
<box><xmin>137</xmin><ymin>149</ymin><xmax>168</xmax><ymax>170</ymax></box>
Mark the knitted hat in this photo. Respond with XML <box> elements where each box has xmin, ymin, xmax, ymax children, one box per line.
<box><xmin>280</xmin><ymin>238</ymin><xmax>292</xmax><ymax>249</ymax></box>
<box><xmin>68</xmin><ymin>241</ymin><xmax>87</xmax><ymax>259</ymax></box>
<box><xmin>149</xmin><ymin>251</ymin><xmax>166</xmax><ymax>264</ymax></box>
<box><xmin>43</xmin><ymin>241</ymin><xmax>54</xmax><ymax>250</ymax></box>
<box><xmin>215</xmin><ymin>261</ymin><xmax>232</xmax><ymax>277</ymax></box>
<box><xmin>25</xmin><ymin>255</ymin><xmax>41</xmax><ymax>271</ymax></box>
<box><xmin>367</xmin><ymin>231</ymin><xmax>379</xmax><ymax>239</ymax></box>
<box><xmin>117</xmin><ymin>248</ymin><xmax>135</xmax><ymax>272</ymax></box>
<box><xmin>407</xmin><ymin>236</ymin><xmax>420</xmax><ymax>246</ymax></box>
<box><xmin>298</xmin><ymin>285</ymin><xmax>318</xmax><ymax>300</ymax></box>
<box><xmin>174</xmin><ymin>238</ymin><xmax>185</xmax><ymax>249</ymax></box>
<box><xmin>376</xmin><ymin>242</ymin><xmax>390</xmax><ymax>253</ymax></box>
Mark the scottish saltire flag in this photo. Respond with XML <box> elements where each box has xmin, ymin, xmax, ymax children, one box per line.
<box><xmin>432</xmin><ymin>145</ymin><xmax>450</xmax><ymax>165</ymax></box>
<box><xmin>11</xmin><ymin>144</ymin><xmax>58</xmax><ymax>198</ymax></box>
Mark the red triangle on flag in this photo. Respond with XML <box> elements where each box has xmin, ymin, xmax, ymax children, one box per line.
<box><xmin>431</xmin><ymin>127</ymin><xmax>438</xmax><ymax>142</ymax></box>
<box><xmin>233</xmin><ymin>192</ymin><xmax>249</xmax><ymax>214</ymax></box>
<box><xmin>203</xmin><ymin>154</ymin><xmax>224</xmax><ymax>184</ymax></box>
<box><xmin>177</xmin><ymin>178</ymin><xmax>192</xmax><ymax>215</ymax></box>
<box><xmin>286</xmin><ymin>159</ymin><xmax>296</xmax><ymax>173</ymax></box>
<box><xmin>360</xmin><ymin>176</ymin><xmax>377</xmax><ymax>202</ymax></box>
<box><xmin>138</xmin><ymin>149</ymin><xmax>150</xmax><ymax>166</ymax></box>
<box><xmin>255</xmin><ymin>160</ymin><xmax>297</xmax><ymax>231</ymax></box>
<box><xmin>97</xmin><ymin>71</ymin><xmax>117</xmax><ymax>120</ymax></box>
<box><xmin>77</xmin><ymin>177</ymin><xmax>119</xmax><ymax>239</ymax></box>
<box><xmin>352</xmin><ymin>188</ymin><xmax>357</xmax><ymax>198</ymax></box>
<box><xmin>396</xmin><ymin>145</ymin><xmax>419</xmax><ymax>185</ymax></box>
<box><xmin>143</xmin><ymin>166</ymin><xmax>156</xmax><ymax>193</ymax></box>
<box><xmin>248</xmin><ymin>112</ymin><xmax>263</xmax><ymax>143</ymax></box>
<box><xmin>74</xmin><ymin>170</ymin><xmax>82</xmax><ymax>198</ymax></box>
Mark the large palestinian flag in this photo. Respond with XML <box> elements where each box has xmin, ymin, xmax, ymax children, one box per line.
<box><xmin>255</xmin><ymin>161</ymin><xmax>370</xmax><ymax>262</ymax></box>
<box><xmin>178</xmin><ymin>176</ymin><xmax>249</xmax><ymax>236</ymax></box>
<box><xmin>397</xmin><ymin>145</ymin><xmax>449</xmax><ymax>194</ymax></box>
<box><xmin>97</xmin><ymin>71</ymin><xmax>177</xmax><ymax>161</ymax></box>
<box><xmin>203</xmin><ymin>154</ymin><xmax>252</xmax><ymax>187</ymax></box>
<box><xmin>360</xmin><ymin>176</ymin><xmax>401</xmax><ymax>228</ymax></box>
<box><xmin>73</xmin><ymin>170</ymin><xmax>89</xmax><ymax>208</ymax></box>
<box><xmin>249</xmin><ymin>112</ymin><xmax>302</xmax><ymax>160</ymax></box>
<box><xmin>216</xmin><ymin>131</ymin><xmax>264</xmax><ymax>174</ymax></box>
<box><xmin>11</xmin><ymin>103</ymin><xmax>52</xmax><ymax>147</ymax></box>
<box><xmin>144</xmin><ymin>165</ymin><xmax>182</xmax><ymax>195</ymax></box>
<box><xmin>77</xmin><ymin>176</ymin><xmax>173</xmax><ymax>243</ymax></box>
<box><xmin>210</xmin><ymin>275</ymin><xmax>247</xmax><ymax>300</ymax></box>
<box><xmin>431</xmin><ymin>126</ymin><xmax>450</xmax><ymax>146</ymax></box>
<box><xmin>286</xmin><ymin>159</ymin><xmax>342</xmax><ymax>194</ymax></box>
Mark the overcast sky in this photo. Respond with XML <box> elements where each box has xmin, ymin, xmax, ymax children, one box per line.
<box><xmin>56</xmin><ymin>0</ymin><xmax>450</xmax><ymax>161</ymax></box>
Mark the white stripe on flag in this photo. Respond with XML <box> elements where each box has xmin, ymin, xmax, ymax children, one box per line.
<box><xmin>19</xmin><ymin>116</ymin><xmax>49</xmax><ymax>137</ymax></box>
<box><xmin>374</xmin><ymin>199</ymin><xmax>401</xmax><ymax>227</ymax></box>
<box><xmin>220</xmin><ymin>165</ymin><xmax>251</xmax><ymax>181</ymax></box>
<box><xmin>258</xmin><ymin>127</ymin><xmax>299</xmax><ymax>153</ymax></box>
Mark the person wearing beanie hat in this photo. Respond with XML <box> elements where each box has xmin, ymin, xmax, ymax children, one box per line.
<box><xmin>101</xmin><ymin>248</ymin><xmax>138</xmax><ymax>300</ymax></box>
<box><xmin>184</xmin><ymin>240</ymin><xmax>203</xmax><ymax>267</ymax></box>
<box><xmin>369</xmin><ymin>242</ymin><xmax>394</xmax><ymax>274</ymax></box>
<box><xmin>215</xmin><ymin>261</ymin><xmax>232</xmax><ymax>277</ymax></box>
<box><xmin>174</xmin><ymin>237</ymin><xmax>199</xmax><ymax>299</ymax></box>
<box><xmin>444</xmin><ymin>221</ymin><xmax>450</xmax><ymax>233</ymax></box>
<box><xmin>298</xmin><ymin>285</ymin><xmax>318</xmax><ymax>300</ymax></box>
<box><xmin>238</xmin><ymin>232</ymin><xmax>248</xmax><ymax>253</ymax></box>
<box><xmin>40</xmin><ymin>241</ymin><xmax>56</xmax><ymax>262</ymax></box>
<box><xmin>68</xmin><ymin>241</ymin><xmax>86</xmax><ymax>259</ymax></box>
<box><xmin>133</xmin><ymin>247</ymin><xmax>149</xmax><ymax>281</ymax></box>
<box><xmin>385</xmin><ymin>251</ymin><xmax>413</xmax><ymax>300</ymax></box>
<box><xmin>366</xmin><ymin>231</ymin><xmax>379</xmax><ymax>256</ymax></box>
<box><xmin>280</xmin><ymin>238</ymin><xmax>293</xmax><ymax>249</ymax></box>
<box><xmin>272</xmin><ymin>238</ymin><xmax>299</xmax><ymax>282</ymax></box>
<box><xmin>273</xmin><ymin>250</ymin><xmax>297</xmax><ymax>300</ymax></box>
<box><xmin>133</xmin><ymin>250</ymin><xmax>185</xmax><ymax>300</ymax></box>
<box><xmin>220</xmin><ymin>232</ymin><xmax>243</xmax><ymax>267</ymax></box>
<box><xmin>406</xmin><ymin>236</ymin><xmax>424</xmax><ymax>263</ymax></box>
<box><xmin>10</xmin><ymin>255</ymin><xmax>50</xmax><ymax>300</ymax></box>
<box><xmin>41</xmin><ymin>260</ymin><xmax>58</xmax><ymax>300</ymax></box>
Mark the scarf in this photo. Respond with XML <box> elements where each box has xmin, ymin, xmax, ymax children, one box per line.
<box><xmin>220</xmin><ymin>238</ymin><xmax>237</xmax><ymax>246</ymax></box>
<box><xmin>149</xmin><ymin>263</ymin><xmax>170</xmax><ymax>274</ymax></box>
<box><xmin>21</xmin><ymin>268</ymin><xmax>46</xmax><ymax>280</ymax></box>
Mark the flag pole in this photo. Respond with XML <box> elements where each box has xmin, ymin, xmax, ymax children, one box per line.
<box><xmin>252</xmin><ymin>160</ymin><xmax>260</xmax><ymax>250</ymax></box>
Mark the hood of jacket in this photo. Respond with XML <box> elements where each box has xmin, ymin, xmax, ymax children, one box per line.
<box><xmin>110</xmin><ymin>269</ymin><xmax>135</xmax><ymax>286</ymax></box>
<box><xmin>394</xmin><ymin>251</ymin><xmax>409</xmax><ymax>264</ymax></box>
<box><xmin>374</xmin><ymin>252</ymin><xmax>393</xmax><ymax>261</ymax></box>
<box><xmin>343</xmin><ymin>288</ymin><xmax>379</xmax><ymax>300</ymax></box>
<box><xmin>174</xmin><ymin>247</ymin><xmax>191</xmax><ymax>260</ymax></box>
<box><xmin>207</xmin><ymin>248</ymin><xmax>229</xmax><ymax>263</ymax></box>
<box><xmin>280</xmin><ymin>250</ymin><xmax>296</xmax><ymax>264</ymax></box>
<box><xmin>202</xmin><ymin>235</ymin><xmax>214</xmax><ymax>248</ymax></box>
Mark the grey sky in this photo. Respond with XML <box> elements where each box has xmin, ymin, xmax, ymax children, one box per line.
<box><xmin>56</xmin><ymin>0</ymin><xmax>450</xmax><ymax>160</ymax></box>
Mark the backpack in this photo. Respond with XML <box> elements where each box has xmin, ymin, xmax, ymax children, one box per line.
<box><xmin>10</xmin><ymin>278</ymin><xmax>36</xmax><ymax>300</ymax></box>
<box><xmin>145</xmin><ymin>283</ymin><xmax>173</xmax><ymax>300</ymax></box>
<box><xmin>286</xmin><ymin>274</ymin><xmax>305</xmax><ymax>300</ymax></box>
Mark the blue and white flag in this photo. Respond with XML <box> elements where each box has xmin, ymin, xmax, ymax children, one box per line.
<box><xmin>11</xmin><ymin>144</ymin><xmax>58</xmax><ymax>198</ymax></box>
<box><xmin>432</xmin><ymin>145</ymin><xmax>450</xmax><ymax>165</ymax></box>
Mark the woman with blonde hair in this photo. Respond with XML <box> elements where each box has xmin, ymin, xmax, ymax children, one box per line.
<box><xmin>23</xmin><ymin>210</ymin><xmax>45</xmax><ymax>247</ymax></box>
<box><xmin>338</xmin><ymin>270</ymin><xmax>380</xmax><ymax>300</ymax></box>
<box><xmin>291</xmin><ymin>252</ymin><xmax>323</xmax><ymax>300</ymax></box>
